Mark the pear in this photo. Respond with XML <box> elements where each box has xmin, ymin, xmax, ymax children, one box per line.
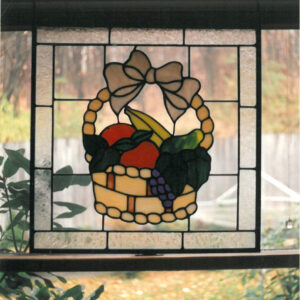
<box><xmin>160</xmin><ymin>129</ymin><xmax>204</xmax><ymax>154</ymax></box>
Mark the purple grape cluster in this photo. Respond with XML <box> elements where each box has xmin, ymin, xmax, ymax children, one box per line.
<box><xmin>149</xmin><ymin>169</ymin><xmax>176</xmax><ymax>209</ymax></box>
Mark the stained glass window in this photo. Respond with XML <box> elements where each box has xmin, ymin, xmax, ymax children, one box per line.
<box><xmin>31</xmin><ymin>28</ymin><xmax>260</xmax><ymax>253</ymax></box>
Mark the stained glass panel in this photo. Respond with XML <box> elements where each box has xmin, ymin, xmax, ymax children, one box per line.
<box><xmin>32</xmin><ymin>28</ymin><xmax>260</xmax><ymax>253</ymax></box>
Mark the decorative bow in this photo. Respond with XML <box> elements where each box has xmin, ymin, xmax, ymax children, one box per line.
<box><xmin>104</xmin><ymin>50</ymin><xmax>201</xmax><ymax>122</ymax></box>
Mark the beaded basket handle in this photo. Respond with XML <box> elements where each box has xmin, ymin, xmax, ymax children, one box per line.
<box><xmin>83</xmin><ymin>87</ymin><xmax>214</xmax><ymax>163</ymax></box>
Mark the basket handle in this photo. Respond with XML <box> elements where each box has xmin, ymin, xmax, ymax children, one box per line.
<box><xmin>83</xmin><ymin>88</ymin><xmax>214</xmax><ymax>161</ymax></box>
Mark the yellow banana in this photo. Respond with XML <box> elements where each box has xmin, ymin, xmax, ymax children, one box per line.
<box><xmin>125</xmin><ymin>106</ymin><xmax>171</xmax><ymax>147</ymax></box>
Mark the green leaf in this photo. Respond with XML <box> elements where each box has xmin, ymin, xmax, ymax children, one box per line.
<box><xmin>17</xmin><ymin>149</ymin><xmax>25</xmax><ymax>155</ymax></box>
<box><xmin>26</xmin><ymin>273</ymin><xmax>55</xmax><ymax>288</ymax></box>
<box><xmin>35</xmin><ymin>280</ymin><xmax>43</xmax><ymax>288</ymax></box>
<box><xmin>17</xmin><ymin>220</ymin><xmax>29</xmax><ymax>230</ymax></box>
<box><xmin>113</xmin><ymin>138</ymin><xmax>136</xmax><ymax>151</ymax></box>
<box><xmin>0</xmin><ymin>157</ymin><xmax>3</xmax><ymax>167</ymax></box>
<box><xmin>83</xmin><ymin>135</ymin><xmax>108</xmax><ymax>156</ymax></box>
<box><xmin>53</xmin><ymin>166</ymin><xmax>91</xmax><ymax>192</ymax></box>
<box><xmin>6</xmin><ymin>210</ymin><xmax>25</xmax><ymax>231</ymax></box>
<box><xmin>55</xmin><ymin>211</ymin><xmax>82</xmax><ymax>219</ymax></box>
<box><xmin>8</xmin><ymin>180</ymin><xmax>30</xmax><ymax>193</ymax></box>
<box><xmin>53</xmin><ymin>176</ymin><xmax>72</xmax><ymax>192</ymax></box>
<box><xmin>88</xmin><ymin>284</ymin><xmax>105</xmax><ymax>300</ymax></box>
<box><xmin>3</xmin><ymin>158</ymin><xmax>19</xmax><ymax>178</ymax></box>
<box><xmin>0</xmin><ymin>285</ymin><xmax>12</xmax><ymax>296</ymax></box>
<box><xmin>1</xmin><ymin>198</ymin><xmax>23</xmax><ymax>209</ymax></box>
<box><xmin>35</xmin><ymin>286</ymin><xmax>51</xmax><ymax>300</ymax></box>
<box><xmin>54</xmin><ymin>201</ymin><xmax>86</xmax><ymax>219</ymax></box>
<box><xmin>71</xmin><ymin>175</ymin><xmax>91</xmax><ymax>187</ymax></box>
<box><xmin>55</xmin><ymin>165</ymin><xmax>73</xmax><ymax>175</ymax></box>
<box><xmin>89</xmin><ymin>148</ymin><xmax>120</xmax><ymax>174</ymax></box>
<box><xmin>53</xmin><ymin>222</ymin><xmax>63</xmax><ymax>229</ymax></box>
<box><xmin>155</xmin><ymin>147</ymin><xmax>211</xmax><ymax>196</ymax></box>
<box><xmin>4</xmin><ymin>149</ymin><xmax>30</xmax><ymax>174</ymax></box>
<box><xmin>131</xmin><ymin>130</ymin><xmax>153</xmax><ymax>144</ymax></box>
<box><xmin>155</xmin><ymin>152</ymin><xmax>187</xmax><ymax>196</ymax></box>
<box><xmin>186</xmin><ymin>147</ymin><xmax>211</xmax><ymax>191</ymax></box>
<box><xmin>61</xmin><ymin>285</ymin><xmax>83</xmax><ymax>300</ymax></box>
<box><xmin>0</xmin><ymin>210</ymin><xmax>7</xmax><ymax>214</ymax></box>
<box><xmin>112</xmin><ymin>130</ymin><xmax>153</xmax><ymax>152</ymax></box>
<box><xmin>53</xmin><ymin>166</ymin><xmax>73</xmax><ymax>192</ymax></box>
<box><xmin>0</xmin><ymin>183</ymin><xmax>5</xmax><ymax>189</ymax></box>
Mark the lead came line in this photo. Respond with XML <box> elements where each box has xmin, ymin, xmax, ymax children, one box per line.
<box><xmin>237</xmin><ymin>46</ymin><xmax>241</xmax><ymax>231</ymax></box>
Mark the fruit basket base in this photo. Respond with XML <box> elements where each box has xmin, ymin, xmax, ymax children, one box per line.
<box><xmin>93</xmin><ymin>182</ymin><xmax>197</xmax><ymax>225</ymax></box>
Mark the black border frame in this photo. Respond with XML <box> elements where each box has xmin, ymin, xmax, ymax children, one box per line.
<box><xmin>1</xmin><ymin>0</ymin><xmax>299</xmax><ymax>30</ymax></box>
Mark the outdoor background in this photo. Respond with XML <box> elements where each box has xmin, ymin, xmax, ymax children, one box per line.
<box><xmin>0</xmin><ymin>30</ymin><xmax>299</xmax><ymax>299</ymax></box>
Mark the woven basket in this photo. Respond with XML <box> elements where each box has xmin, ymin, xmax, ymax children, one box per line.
<box><xmin>83</xmin><ymin>88</ymin><xmax>214</xmax><ymax>224</ymax></box>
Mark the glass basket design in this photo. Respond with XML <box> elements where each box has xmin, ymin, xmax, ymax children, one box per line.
<box><xmin>82</xmin><ymin>49</ymin><xmax>214</xmax><ymax>225</ymax></box>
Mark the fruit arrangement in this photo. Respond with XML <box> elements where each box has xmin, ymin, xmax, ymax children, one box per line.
<box><xmin>82</xmin><ymin>49</ymin><xmax>214</xmax><ymax>224</ymax></box>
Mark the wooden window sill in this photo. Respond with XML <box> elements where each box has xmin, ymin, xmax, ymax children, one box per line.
<box><xmin>0</xmin><ymin>250</ymin><xmax>298</xmax><ymax>271</ymax></box>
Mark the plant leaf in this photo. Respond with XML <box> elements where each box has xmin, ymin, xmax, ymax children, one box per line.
<box><xmin>0</xmin><ymin>156</ymin><xmax>3</xmax><ymax>166</ymax></box>
<box><xmin>54</xmin><ymin>201</ymin><xmax>86</xmax><ymax>219</ymax></box>
<box><xmin>1</xmin><ymin>198</ymin><xmax>23</xmax><ymax>209</ymax></box>
<box><xmin>3</xmin><ymin>158</ymin><xmax>19</xmax><ymax>178</ymax></box>
<box><xmin>35</xmin><ymin>286</ymin><xmax>51</xmax><ymax>300</ymax></box>
<box><xmin>49</xmin><ymin>273</ymin><xmax>67</xmax><ymax>283</ymax></box>
<box><xmin>17</xmin><ymin>220</ymin><xmax>29</xmax><ymax>230</ymax></box>
<box><xmin>6</xmin><ymin>210</ymin><xmax>25</xmax><ymax>231</ymax></box>
<box><xmin>26</xmin><ymin>272</ymin><xmax>55</xmax><ymax>288</ymax></box>
<box><xmin>4</xmin><ymin>148</ymin><xmax>30</xmax><ymax>174</ymax></box>
<box><xmin>55</xmin><ymin>165</ymin><xmax>73</xmax><ymax>175</ymax></box>
<box><xmin>61</xmin><ymin>285</ymin><xmax>83</xmax><ymax>300</ymax></box>
<box><xmin>53</xmin><ymin>166</ymin><xmax>73</xmax><ymax>192</ymax></box>
<box><xmin>53</xmin><ymin>222</ymin><xmax>63</xmax><ymax>229</ymax></box>
<box><xmin>88</xmin><ymin>283</ymin><xmax>105</xmax><ymax>300</ymax></box>
<box><xmin>53</xmin><ymin>166</ymin><xmax>91</xmax><ymax>192</ymax></box>
<box><xmin>8</xmin><ymin>180</ymin><xmax>30</xmax><ymax>193</ymax></box>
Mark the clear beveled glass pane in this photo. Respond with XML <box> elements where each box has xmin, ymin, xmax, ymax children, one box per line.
<box><xmin>35</xmin><ymin>107</ymin><xmax>52</xmax><ymax>168</ymax></box>
<box><xmin>55</xmin><ymin>46</ymin><xmax>104</xmax><ymax>99</ymax></box>
<box><xmin>239</xmin><ymin>170</ymin><xmax>256</xmax><ymax>230</ymax></box>
<box><xmin>240</xmin><ymin>108</ymin><xmax>256</xmax><ymax>168</ymax></box>
<box><xmin>111</xmin><ymin>29</ymin><xmax>183</xmax><ymax>45</ymax></box>
<box><xmin>191</xmin><ymin>47</ymin><xmax>238</xmax><ymax>100</ymax></box>
<box><xmin>34</xmin><ymin>169</ymin><xmax>51</xmax><ymax>230</ymax></box>
<box><xmin>109</xmin><ymin>232</ymin><xmax>182</xmax><ymax>249</ymax></box>
<box><xmin>36</xmin><ymin>45</ymin><xmax>52</xmax><ymax>105</ymax></box>
<box><xmin>185</xmin><ymin>30</ymin><xmax>256</xmax><ymax>45</ymax></box>
<box><xmin>240</xmin><ymin>47</ymin><xmax>256</xmax><ymax>106</ymax></box>
<box><xmin>184</xmin><ymin>232</ymin><xmax>255</xmax><ymax>249</ymax></box>
<box><xmin>34</xmin><ymin>232</ymin><xmax>106</xmax><ymax>249</ymax></box>
<box><xmin>37</xmin><ymin>28</ymin><xmax>109</xmax><ymax>44</ymax></box>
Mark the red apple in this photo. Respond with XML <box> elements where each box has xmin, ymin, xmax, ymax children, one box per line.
<box><xmin>100</xmin><ymin>123</ymin><xmax>135</xmax><ymax>146</ymax></box>
<box><xmin>120</xmin><ymin>141</ymin><xmax>159</xmax><ymax>169</ymax></box>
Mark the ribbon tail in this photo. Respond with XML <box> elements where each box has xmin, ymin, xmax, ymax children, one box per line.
<box><xmin>164</xmin><ymin>95</ymin><xmax>187</xmax><ymax>122</ymax></box>
<box><xmin>110</xmin><ymin>84</ymin><xmax>144</xmax><ymax>115</ymax></box>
